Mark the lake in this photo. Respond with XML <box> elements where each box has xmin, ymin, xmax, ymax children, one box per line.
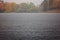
<box><xmin>0</xmin><ymin>13</ymin><xmax>60</xmax><ymax>40</ymax></box>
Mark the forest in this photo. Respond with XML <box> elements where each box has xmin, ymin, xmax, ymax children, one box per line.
<box><xmin>0</xmin><ymin>2</ymin><xmax>43</xmax><ymax>13</ymax></box>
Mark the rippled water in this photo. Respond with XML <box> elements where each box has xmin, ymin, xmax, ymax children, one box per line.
<box><xmin>0</xmin><ymin>13</ymin><xmax>60</xmax><ymax>40</ymax></box>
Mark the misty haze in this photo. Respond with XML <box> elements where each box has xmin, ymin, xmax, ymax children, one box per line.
<box><xmin>0</xmin><ymin>0</ymin><xmax>60</xmax><ymax>40</ymax></box>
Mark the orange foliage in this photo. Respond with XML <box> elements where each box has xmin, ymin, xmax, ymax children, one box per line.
<box><xmin>0</xmin><ymin>2</ymin><xmax>4</xmax><ymax>10</ymax></box>
<box><xmin>4</xmin><ymin>2</ymin><xmax>16</xmax><ymax>12</ymax></box>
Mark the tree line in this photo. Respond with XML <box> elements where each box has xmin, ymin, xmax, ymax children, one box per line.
<box><xmin>0</xmin><ymin>2</ymin><xmax>44</xmax><ymax>13</ymax></box>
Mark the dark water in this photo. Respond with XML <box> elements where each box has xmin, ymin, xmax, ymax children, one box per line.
<box><xmin>0</xmin><ymin>13</ymin><xmax>60</xmax><ymax>40</ymax></box>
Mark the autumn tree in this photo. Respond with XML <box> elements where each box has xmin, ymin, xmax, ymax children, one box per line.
<box><xmin>15</xmin><ymin>4</ymin><xmax>20</xmax><ymax>12</ymax></box>
<box><xmin>28</xmin><ymin>2</ymin><xmax>39</xmax><ymax>13</ymax></box>
<box><xmin>19</xmin><ymin>3</ymin><xmax>29</xmax><ymax>12</ymax></box>
<box><xmin>0</xmin><ymin>1</ymin><xmax>4</xmax><ymax>13</ymax></box>
<box><xmin>4</xmin><ymin>2</ymin><xmax>12</xmax><ymax>13</ymax></box>
<box><xmin>11</xmin><ymin>2</ymin><xmax>16</xmax><ymax>12</ymax></box>
<box><xmin>4</xmin><ymin>2</ymin><xmax>16</xmax><ymax>13</ymax></box>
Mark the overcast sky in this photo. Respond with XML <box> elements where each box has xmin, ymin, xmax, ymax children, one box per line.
<box><xmin>4</xmin><ymin>0</ymin><xmax>44</xmax><ymax>5</ymax></box>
